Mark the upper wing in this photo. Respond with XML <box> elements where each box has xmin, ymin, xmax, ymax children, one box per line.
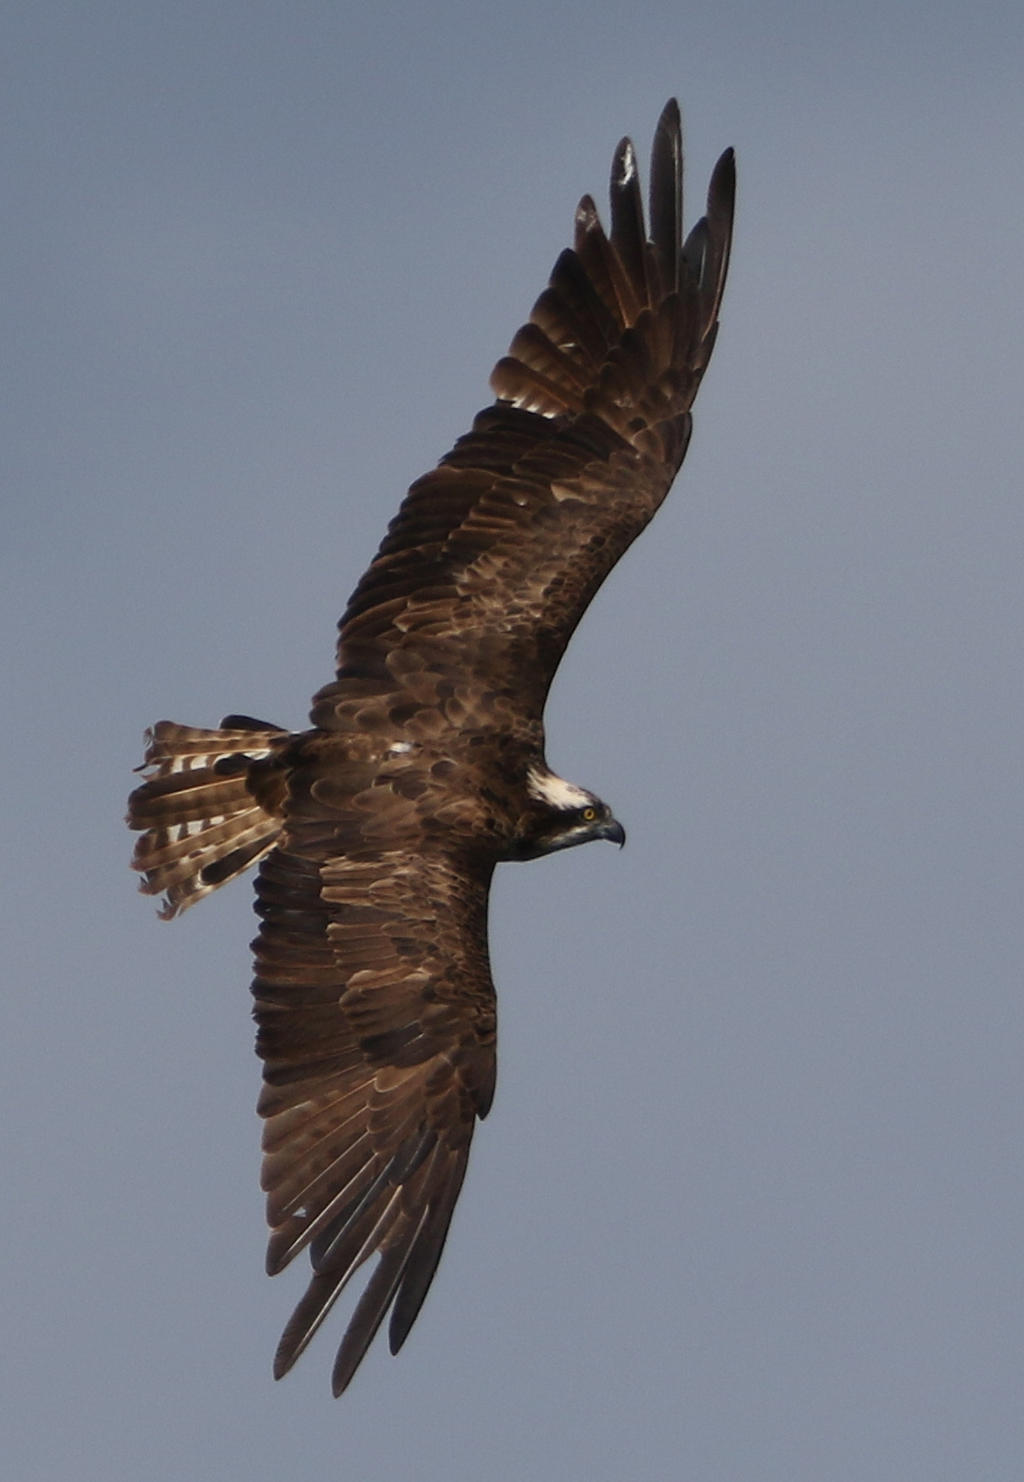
<box><xmin>252</xmin><ymin>830</ymin><xmax>496</xmax><ymax>1394</ymax></box>
<box><xmin>314</xmin><ymin>100</ymin><xmax>734</xmax><ymax>726</ymax></box>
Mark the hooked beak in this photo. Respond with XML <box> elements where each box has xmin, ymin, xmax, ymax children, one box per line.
<box><xmin>598</xmin><ymin>817</ymin><xmax>626</xmax><ymax>848</ymax></box>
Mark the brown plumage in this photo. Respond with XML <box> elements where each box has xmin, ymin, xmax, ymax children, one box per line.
<box><xmin>127</xmin><ymin>100</ymin><xmax>734</xmax><ymax>1395</ymax></box>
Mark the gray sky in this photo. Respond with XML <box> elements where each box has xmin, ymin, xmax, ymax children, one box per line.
<box><xmin>4</xmin><ymin>2</ymin><xmax>1023</xmax><ymax>1478</ymax></box>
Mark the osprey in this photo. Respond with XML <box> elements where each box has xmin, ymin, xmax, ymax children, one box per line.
<box><xmin>128</xmin><ymin>100</ymin><xmax>734</xmax><ymax>1395</ymax></box>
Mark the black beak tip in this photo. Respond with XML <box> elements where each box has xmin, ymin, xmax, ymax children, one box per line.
<box><xmin>607</xmin><ymin>818</ymin><xmax>626</xmax><ymax>849</ymax></box>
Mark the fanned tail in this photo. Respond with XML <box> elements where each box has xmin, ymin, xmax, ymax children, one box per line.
<box><xmin>127</xmin><ymin>715</ymin><xmax>290</xmax><ymax>918</ymax></box>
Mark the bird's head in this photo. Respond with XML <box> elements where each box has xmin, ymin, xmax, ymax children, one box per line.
<box><xmin>511</xmin><ymin>767</ymin><xmax>626</xmax><ymax>861</ymax></box>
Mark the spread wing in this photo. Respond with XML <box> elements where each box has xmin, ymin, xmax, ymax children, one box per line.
<box><xmin>251</xmin><ymin>102</ymin><xmax>733</xmax><ymax>1393</ymax></box>
<box><xmin>314</xmin><ymin>100</ymin><xmax>734</xmax><ymax>726</ymax></box>
<box><xmin>252</xmin><ymin>823</ymin><xmax>496</xmax><ymax>1395</ymax></box>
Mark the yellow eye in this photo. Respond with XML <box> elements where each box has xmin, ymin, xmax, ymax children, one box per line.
<box><xmin>582</xmin><ymin>806</ymin><xmax>597</xmax><ymax>822</ymax></box>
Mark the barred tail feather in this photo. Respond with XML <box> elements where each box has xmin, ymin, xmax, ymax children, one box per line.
<box><xmin>127</xmin><ymin>717</ymin><xmax>289</xmax><ymax>918</ymax></box>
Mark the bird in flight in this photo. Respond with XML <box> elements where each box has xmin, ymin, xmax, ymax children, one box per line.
<box><xmin>128</xmin><ymin>100</ymin><xmax>734</xmax><ymax>1395</ymax></box>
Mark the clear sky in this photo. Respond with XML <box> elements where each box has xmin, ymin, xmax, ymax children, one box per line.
<box><xmin>3</xmin><ymin>3</ymin><xmax>1023</xmax><ymax>1478</ymax></box>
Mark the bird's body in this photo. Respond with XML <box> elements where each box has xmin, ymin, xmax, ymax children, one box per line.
<box><xmin>128</xmin><ymin>101</ymin><xmax>734</xmax><ymax>1394</ymax></box>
